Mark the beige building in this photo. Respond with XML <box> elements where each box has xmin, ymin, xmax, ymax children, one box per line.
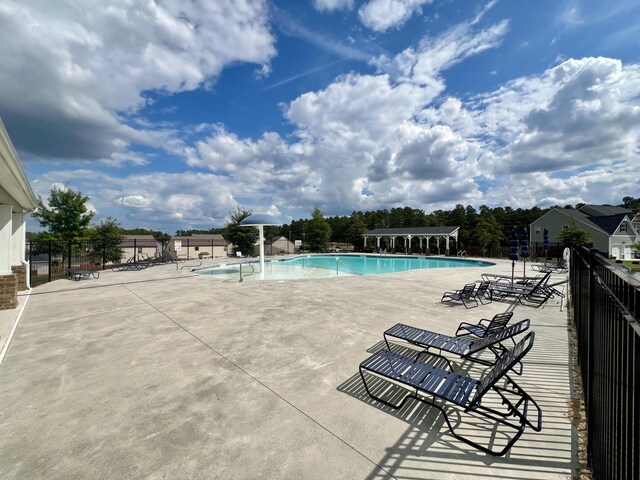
<box><xmin>263</xmin><ymin>236</ymin><xmax>295</xmax><ymax>255</ymax></box>
<box><xmin>0</xmin><ymin>118</ymin><xmax>38</xmax><ymax>309</ymax></box>
<box><xmin>530</xmin><ymin>205</ymin><xmax>640</xmax><ymax>259</ymax></box>
<box><xmin>166</xmin><ymin>234</ymin><xmax>228</xmax><ymax>259</ymax></box>
<box><xmin>120</xmin><ymin>235</ymin><xmax>159</xmax><ymax>262</ymax></box>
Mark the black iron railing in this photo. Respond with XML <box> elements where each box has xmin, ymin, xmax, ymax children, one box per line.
<box><xmin>570</xmin><ymin>246</ymin><xmax>640</xmax><ymax>479</ymax></box>
<box><xmin>26</xmin><ymin>239</ymin><xmax>167</xmax><ymax>287</ymax></box>
<box><xmin>26</xmin><ymin>239</ymin><xmax>105</xmax><ymax>286</ymax></box>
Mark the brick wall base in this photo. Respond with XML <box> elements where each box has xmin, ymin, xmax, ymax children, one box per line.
<box><xmin>0</xmin><ymin>274</ymin><xmax>18</xmax><ymax>310</ymax></box>
<box><xmin>11</xmin><ymin>264</ymin><xmax>27</xmax><ymax>291</ymax></box>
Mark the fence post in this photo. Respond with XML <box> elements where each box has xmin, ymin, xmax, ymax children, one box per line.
<box><xmin>134</xmin><ymin>238</ymin><xmax>137</xmax><ymax>261</ymax></box>
<box><xmin>48</xmin><ymin>240</ymin><xmax>52</xmax><ymax>283</ymax></box>
<box><xmin>67</xmin><ymin>240</ymin><xmax>72</xmax><ymax>270</ymax></box>
<box><xmin>28</xmin><ymin>241</ymin><xmax>32</xmax><ymax>285</ymax></box>
<box><xmin>102</xmin><ymin>238</ymin><xmax>106</xmax><ymax>270</ymax></box>
<box><xmin>587</xmin><ymin>248</ymin><xmax>598</xmax><ymax>427</ymax></box>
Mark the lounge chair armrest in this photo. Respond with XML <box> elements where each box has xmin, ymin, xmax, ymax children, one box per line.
<box><xmin>455</xmin><ymin>322</ymin><xmax>473</xmax><ymax>336</ymax></box>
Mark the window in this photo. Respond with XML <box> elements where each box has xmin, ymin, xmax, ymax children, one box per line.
<box><xmin>562</xmin><ymin>225</ymin><xmax>569</xmax><ymax>231</ymax></box>
<box><xmin>620</xmin><ymin>223</ymin><xmax>627</xmax><ymax>232</ymax></box>
<box><xmin>195</xmin><ymin>246</ymin><xmax>200</xmax><ymax>251</ymax></box>
<box><xmin>534</xmin><ymin>226</ymin><xmax>541</xmax><ymax>235</ymax></box>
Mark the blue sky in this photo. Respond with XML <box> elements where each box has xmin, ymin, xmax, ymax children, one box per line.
<box><xmin>1</xmin><ymin>0</ymin><xmax>639</xmax><ymax>234</ymax></box>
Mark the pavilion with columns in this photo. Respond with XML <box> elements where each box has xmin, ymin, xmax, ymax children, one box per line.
<box><xmin>362</xmin><ymin>226</ymin><xmax>460</xmax><ymax>255</ymax></box>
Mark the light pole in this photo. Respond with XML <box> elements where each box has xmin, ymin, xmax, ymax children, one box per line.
<box><xmin>302</xmin><ymin>224</ymin><xmax>306</xmax><ymax>252</ymax></box>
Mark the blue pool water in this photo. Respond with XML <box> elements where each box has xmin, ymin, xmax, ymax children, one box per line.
<box><xmin>195</xmin><ymin>254</ymin><xmax>493</xmax><ymax>281</ymax></box>
<box><xmin>274</xmin><ymin>255</ymin><xmax>493</xmax><ymax>275</ymax></box>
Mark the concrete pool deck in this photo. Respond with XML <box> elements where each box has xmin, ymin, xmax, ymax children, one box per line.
<box><xmin>0</xmin><ymin>258</ymin><xmax>577</xmax><ymax>479</ymax></box>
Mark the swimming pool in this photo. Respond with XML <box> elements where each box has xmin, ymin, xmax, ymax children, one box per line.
<box><xmin>194</xmin><ymin>254</ymin><xmax>494</xmax><ymax>281</ymax></box>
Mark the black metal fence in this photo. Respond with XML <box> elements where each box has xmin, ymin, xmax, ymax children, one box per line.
<box><xmin>26</xmin><ymin>239</ymin><xmax>166</xmax><ymax>287</ymax></box>
<box><xmin>27</xmin><ymin>240</ymin><xmax>103</xmax><ymax>286</ymax></box>
<box><xmin>570</xmin><ymin>246</ymin><xmax>640</xmax><ymax>479</ymax></box>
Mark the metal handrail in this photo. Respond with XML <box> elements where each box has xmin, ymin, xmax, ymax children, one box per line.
<box><xmin>335</xmin><ymin>258</ymin><xmax>361</xmax><ymax>275</ymax></box>
<box><xmin>179</xmin><ymin>256</ymin><xmax>202</xmax><ymax>269</ymax></box>
<box><xmin>238</xmin><ymin>262</ymin><xmax>255</xmax><ymax>282</ymax></box>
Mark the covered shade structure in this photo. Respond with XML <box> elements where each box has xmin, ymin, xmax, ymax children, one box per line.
<box><xmin>239</xmin><ymin>214</ymin><xmax>281</xmax><ymax>279</ymax></box>
<box><xmin>362</xmin><ymin>227</ymin><xmax>460</xmax><ymax>255</ymax></box>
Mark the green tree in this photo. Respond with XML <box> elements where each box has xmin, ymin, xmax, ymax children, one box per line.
<box><xmin>347</xmin><ymin>216</ymin><xmax>368</xmax><ymax>251</ymax></box>
<box><xmin>622</xmin><ymin>196</ymin><xmax>640</xmax><ymax>212</ymax></box>
<box><xmin>474</xmin><ymin>212</ymin><xmax>504</xmax><ymax>257</ymax></box>
<box><xmin>89</xmin><ymin>217</ymin><xmax>125</xmax><ymax>263</ymax></box>
<box><xmin>32</xmin><ymin>186</ymin><xmax>94</xmax><ymax>239</ymax></box>
<box><xmin>306</xmin><ymin>208</ymin><xmax>331</xmax><ymax>252</ymax></box>
<box><xmin>225</xmin><ymin>206</ymin><xmax>257</xmax><ymax>256</ymax></box>
<box><xmin>558</xmin><ymin>218</ymin><xmax>592</xmax><ymax>248</ymax></box>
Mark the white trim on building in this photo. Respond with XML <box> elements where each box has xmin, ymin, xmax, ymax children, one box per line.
<box><xmin>0</xmin><ymin>118</ymin><xmax>38</xmax><ymax>309</ymax></box>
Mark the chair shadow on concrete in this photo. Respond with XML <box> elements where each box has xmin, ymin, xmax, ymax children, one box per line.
<box><xmin>338</xmin><ymin>339</ymin><xmax>575</xmax><ymax>479</ymax></box>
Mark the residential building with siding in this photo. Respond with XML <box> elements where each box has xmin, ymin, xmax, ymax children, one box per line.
<box><xmin>530</xmin><ymin>205</ymin><xmax>639</xmax><ymax>259</ymax></box>
<box><xmin>166</xmin><ymin>234</ymin><xmax>228</xmax><ymax>259</ymax></box>
<box><xmin>120</xmin><ymin>235</ymin><xmax>160</xmax><ymax>262</ymax></box>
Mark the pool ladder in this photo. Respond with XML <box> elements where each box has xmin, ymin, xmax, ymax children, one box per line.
<box><xmin>335</xmin><ymin>258</ymin><xmax>361</xmax><ymax>276</ymax></box>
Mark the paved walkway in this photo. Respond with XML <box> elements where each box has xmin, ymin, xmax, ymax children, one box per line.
<box><xmin>0</xmin><ymin>257</ymin><xmax>576</xmax><ymax>479</ymax></box>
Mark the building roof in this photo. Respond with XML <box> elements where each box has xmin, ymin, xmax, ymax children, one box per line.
<box><xmin>554</xmin><ymin>208</ymin><xmax>627</xmax><ymax>235</ymax></box>
<box><xmin>588</xmin><ymin>214</ymin><xmax>629</xmax><ymax>235</ymax></box>
<box><xmin>266</xmin><ymin>236</ymin><xmax>292</xmax><ymax>244</ymax></box>
<box><xmin>171</xmin><ymin>234</ymin><xmax>227</xmax><ymax>246</ymax></box>
<box><xmin>121</xmin><ymin>235</ymin><xmax>158</xmax><ymax>247</ymax></box>
<box><xmin>124</xmin><ymin>235</ymin><xmax>156</xmax><ymax>240</ymax></box>
<box><xmin>364</xmin><ymin>226</ymin><xmax>459</xmax><ymax>235</ymax></box>
<box><xmin>579</xmin><ymin>204</ymin><xmax>632</xmax><ymax>216</ymax></box>
<box><xmin>0</xmin><ymin>118</ymin><xmax>38</xmax><ymax>211</ymax></box>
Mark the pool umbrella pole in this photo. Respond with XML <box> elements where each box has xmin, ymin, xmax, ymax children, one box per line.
<box><xmin>239</xmin><ymin>213</ymin><xmax>281</xmax><ymax>281</ymax></box>
<box><xmin>509</xmin><ymin>226</ymin><xmax>519</xmax><ymax>284</ymax></box>
<box><xmin>521</xmin><ymin>227</ymin><xmax>529</xmax><ymax>276</ymax></box>
<box><xmin>257</xmin><ymin>225</ymin><xmax>265</xmax><ymax>278</ymax></box>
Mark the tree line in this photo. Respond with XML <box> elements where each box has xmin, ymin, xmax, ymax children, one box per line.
<box><xmin>28</xmin><ymin>186</ymin><xmax>640</xmax><ymax>257</ymax></box>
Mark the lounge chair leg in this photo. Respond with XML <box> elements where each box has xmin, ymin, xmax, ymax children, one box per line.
<box><xmin>415</xmin><ymin>349</ymin><xmax>455</xmax><ymax>371</ymax></box>
<box><xmin>359</xmin><ymin>369</ymin><xmax>419</xmax><ymax>410</ymax></box>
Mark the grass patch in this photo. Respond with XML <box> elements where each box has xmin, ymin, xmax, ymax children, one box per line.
<box><xmin>620</xmin><ymin>260</ymin><xmax>640</xmax><ymax>271</ymax></box>
<box><xmin>614</xmin><ymin>259</ymin><xmax>640</xmax><ymax>271</ymax></box>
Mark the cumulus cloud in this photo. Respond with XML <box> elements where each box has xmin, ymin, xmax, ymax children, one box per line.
<box><xmin>359</xmin><ymin>0</ymin><xmax>433</xmax><ymax>32</ymax></box>
<box><xmin>391</xmin><ymin>125</ymin><xmax>477</xmax><ymax>180</ymax></box>
<box><xmin>192</xmin><ymin>53</ymin><xmax>640</xmax><ymax>217</ymax></box>
<box><xmin>33</xmin><ymin>169</ymin><xmax>240</xmax><ymax>230</ymax></box>
<box><xmin>313</xmin><ymin>0</ymin><xmax>354</xmax><ymax>12</ymax></box>
<box><xmin>0</xmin><ymin>0</ymin><xmax>275</xmax><ymax>162</ymax></box>
<box><xmin>286</xmin><ymin>73</ymin><xmax>434</xmax><ymax>140</ymax></box>
<box><xmin>20</xmin><ymin>4</ymin><xmax>640</xmax><ymax>231</ymax></box>
<box><xmin>475</xmin><ymin>57</ymin><xmax>640</xmax><ymax>174</ymax></box>
<box><xmin>134</xmin><ymin>17</ymin><xmax>509</xmax><ymax>219</ymax></box>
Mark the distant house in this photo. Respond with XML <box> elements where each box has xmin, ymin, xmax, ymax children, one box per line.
<box><xmin>530</xmin><ymin>205</ymin><xmax>640</xmax><ymax>259</ymax></box>
<box><xmin>263</xmin><ymin>236</ymin><xmax>295</xmax><ymax>255</ymax></box>
<box><xmin>632</xmin><ymin>212</ymin><xmax>640</xmax><ymax>236</ymax></box>
<box><xmin>0</xmin><ymin>118</ymin><xmax>38</xmax><ymax>310</ymax></box>
<box><xmin>166</xmin><ymin>234</ymin><xmax>228</xmax><ymax>259</ymax></box>
<box><xmin>120</xmin><ymin>235</ymin><xmax>159</xmax><ymax>262</ymax></box>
